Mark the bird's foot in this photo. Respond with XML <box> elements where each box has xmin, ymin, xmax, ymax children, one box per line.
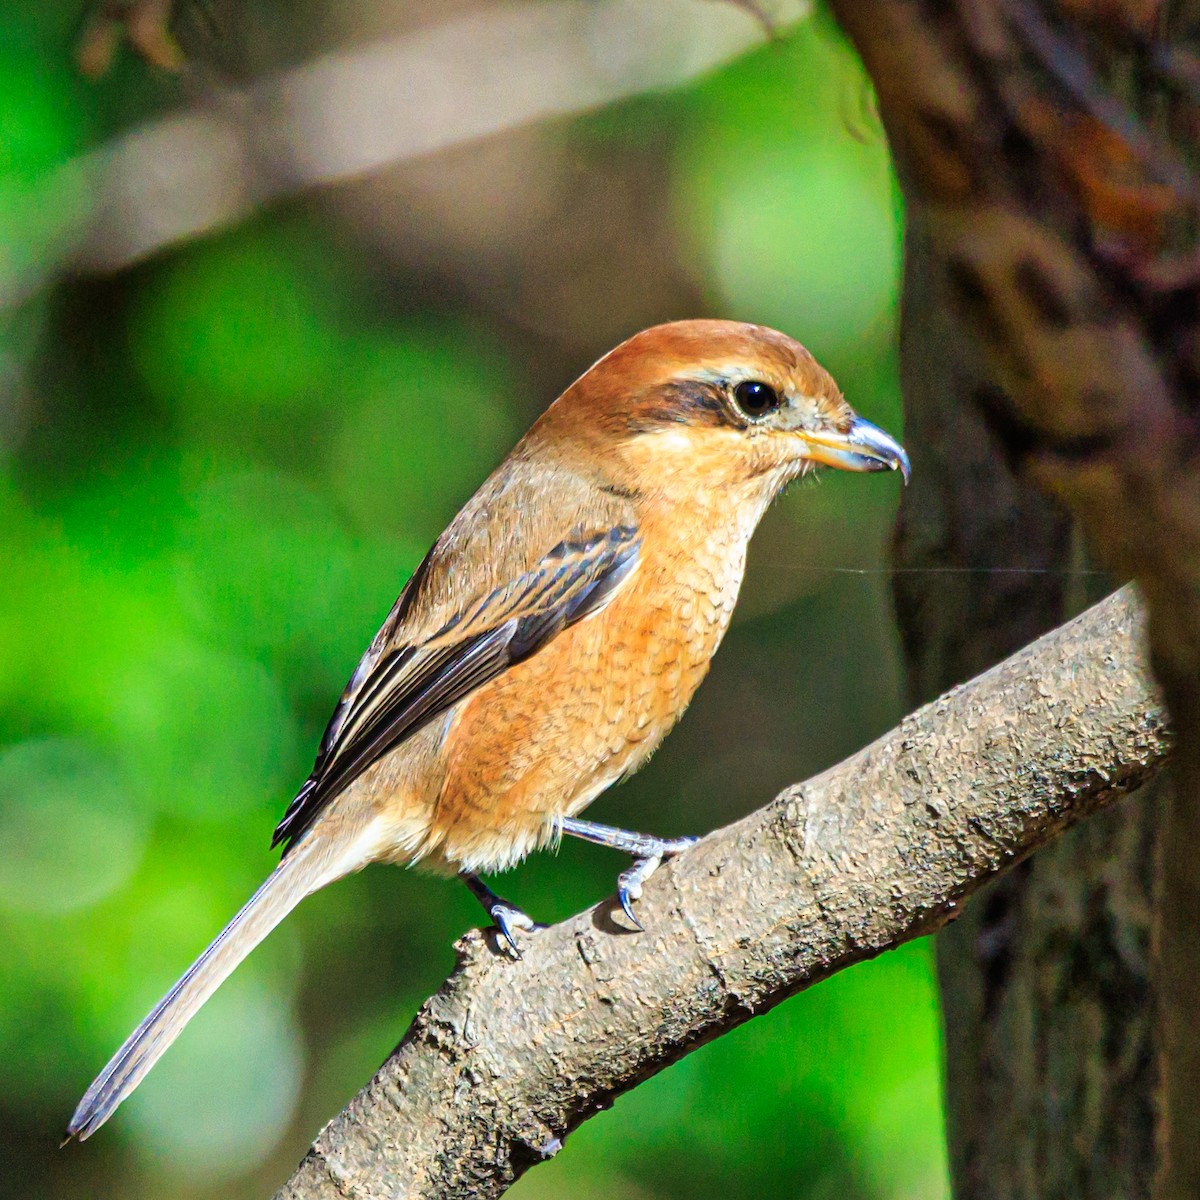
<box><xmin>460</xmin><ymin>872</ymin><xmax>541</xmax><ymax>958</ymax></box>
<box><xmin>488</xmin><ymin>901</ymin><xmax>538</xmax><ymax>958</ymax></box>
<box><xmin>616</xmin><ymin>836</ymin><xmax>699</xmax><ymax>929</ymax></box>
<box><xmin>559</xmin><ymin>818</ymin><xmax>698</xmax><ymax>929</ymax></box>
<box><xmin>616</xmin><ymin>855</ymin><xmax>660</xmax><ymax>929</ymax></box>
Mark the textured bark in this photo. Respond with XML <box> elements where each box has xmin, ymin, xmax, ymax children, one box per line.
<box><xmin>826</xmin><ymin>3</ymin><xmax>1200</xmax><ymax>1195</ymax></box>
<box><xmin>894</xmin><ymin>204</ymin><xmax>1159</xmax><ymax>1197</ymax></box>
<box><xmin>951</xmin><ymin>792</ymin><xmax>1162</xmax><ymax>1199</ymax></box>
<box><xmin>274</xmin><ymin>586</ymin><xmax>1168</xmax><ymax>1200</ymax></box>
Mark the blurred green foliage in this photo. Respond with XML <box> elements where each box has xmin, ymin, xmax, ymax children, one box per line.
<box><xmin>0</xmin><ymin>5</ymin><xmax>947</xmax><ymax>1199</ymax></box>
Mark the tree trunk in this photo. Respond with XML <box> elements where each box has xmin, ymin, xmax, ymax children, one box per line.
<box><xmin>896</xmin><ymin>216</ymin><xmax>1159</xmax><ymax>1198</ymax></box>
<box><xmin>825</xmin><ymin>3</ymin><xmax>1200</xmax><ymax>1195</ymax></box>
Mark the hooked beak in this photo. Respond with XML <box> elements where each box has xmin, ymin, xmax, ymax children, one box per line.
<box><xmin>795</xmin><ymin>414</ymin><xmax>910</xmax><ymax>483</ymax></box>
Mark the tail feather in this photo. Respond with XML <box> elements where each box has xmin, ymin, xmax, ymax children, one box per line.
<box><xmin>67</xmin><ymin>832</ymin><xmax>345</xmax><ymax>1142</ymax></box>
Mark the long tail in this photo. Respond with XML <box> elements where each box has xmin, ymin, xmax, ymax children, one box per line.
<box><xmin>66</xmin><ymin>830</ymin><xmax>351</xmax><ymax>1142</ymax></box>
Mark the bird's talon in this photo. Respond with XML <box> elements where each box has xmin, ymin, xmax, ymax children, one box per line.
<box><xmin>559</xmin><ymin>822</ymin><xmax>701</xmax><ymax>931</ymax></box>
<box><xmin>616</xmin><ymin>870</ymin><xmax>643</xmax><ymax>903</ymax></box>
<box><xmin>462</xmin><ymin>874</ymin><xmax>539</xmax><ymax>957</ymax></box>
<box><xmin>614</xmin><ymin>852</ymin><xmax>663</xmax><ymax>930</ymax></box>
<box><xmin>617</xmin><ymin>885</ymin><xmax>644</xmax><ymax>930</ymax></box>
<box><xmin>490</xmin><ymin>903</ymin><xmax>536</xmax><ymax>957</ymax></box>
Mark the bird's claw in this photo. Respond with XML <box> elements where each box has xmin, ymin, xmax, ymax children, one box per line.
<box><xmin>557</xmin><ymin>819</ymin><xmax>699</xmax><ymax>930</ymax></box>
<box><xmin>616</xmin><ymin>858</ymin><xmax>655</xmax><ymax>930</ymax></box>
<box><xmin>489</xmin><ymin>902</ymin><xmax>538</xmax><ymax>958</ymax></box>
<box><xmin>614</xmin><ymin>835</ymin><xmax>699</xmax><ymax>930</ymax></box>
<box><xmin>461</xmin><ymin>872</ymin><xmax>541</xmax><ymax>958</ymax></box>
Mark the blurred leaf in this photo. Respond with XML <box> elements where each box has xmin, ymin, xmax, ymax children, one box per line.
<box><xmin>329</xmin><ymin>325</ymin><xmax>520</xmax><ymax>543</ymax></box>
<box><xmin>77</xmin><ymin>0</ymin><xmax>185</xmax><ymax>79</ymax></box>
<box><xmin>105</xmin><ymin>637</ymin><xmax>298</xmax><ymax>820</ymax></box>
<box><xmin>0</xmin><ymin>12</ymin><xmax>945</xmax><ymax>1199</ymax></box>
<box><xmin>131</xmin><ymin>222</ymin><xmax>350</xmax><ymax>415</ymax></box>
<box><xmin>174</xmin><ymin>467</ymin><xmax>357</xmax><ymax>656</ymax></box>
<box><xmin>0</xmin><ymin>738</ymin><xmax>147</xmax><ymax>914</ymax></box>
<box><xmin>0</xmin><ymin>50</ymin><xmax>91</xmax><ymax>293</ymax></box>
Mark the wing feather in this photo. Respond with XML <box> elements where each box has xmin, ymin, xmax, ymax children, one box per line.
<box><xmin>271</xmin><ymin>524</ymin><xmax>640</xmax><ymax>852</ymax></box>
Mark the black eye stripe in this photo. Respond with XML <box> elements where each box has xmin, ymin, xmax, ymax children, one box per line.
<box><xmin>625</xmin><ymin>381</ymin><xmax>727</xmax><ymax>432</ymax></box>
<box><xmin>732</xmin><ymin>380</ymin><xmax>782</xmax><ymax>419</ymax></box>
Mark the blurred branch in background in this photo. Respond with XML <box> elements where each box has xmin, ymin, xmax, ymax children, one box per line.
<box><xmin>276</xmin><ymin>585</ymin><xmax>1167</xmax><ymax>1200</ymax></box>
<box><xmin>5</xmin><ymin>0</ymin><xmax>807</xmax><ymax>307</ymax></box>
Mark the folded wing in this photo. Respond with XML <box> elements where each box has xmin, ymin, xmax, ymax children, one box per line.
<box><xmin>272</xmin><ymin>524</ymin><xmax>641</xmax><ymax>852</ymax></box>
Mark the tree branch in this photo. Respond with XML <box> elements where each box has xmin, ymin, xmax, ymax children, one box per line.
<box><xmin>274</xmin><ymin>584</ymin><xmax>1168</xmax><ymax>1200</ymax></box>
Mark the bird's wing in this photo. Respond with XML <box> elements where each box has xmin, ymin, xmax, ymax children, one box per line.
<box><xmin>271</xmin><ymin>522</ymin><xmax>641</xmax><ymax>852</ymax></box>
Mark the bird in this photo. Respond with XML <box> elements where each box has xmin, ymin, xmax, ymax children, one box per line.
<box><xmin>66</xmin><ymin>318</ymin><xmax>908</xmax><ymax>1142</ymax></box>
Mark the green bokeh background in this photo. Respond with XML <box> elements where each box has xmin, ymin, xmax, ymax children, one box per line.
<box><xmin>0</xmin><ymin>5</ymin><xmax>948</xmax><ymax>1198</ymax></box>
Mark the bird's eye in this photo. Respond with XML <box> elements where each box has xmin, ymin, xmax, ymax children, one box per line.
<box><xmin>732</xmin><ymin>380</ymin><xmax>782</xmax><ymax>420</ymax></box>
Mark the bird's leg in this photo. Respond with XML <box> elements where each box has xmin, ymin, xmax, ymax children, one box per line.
<box><xmin>559</xmin><ymin>817</ymin><xmax>699</xmax><ymax>930</ymax></box>
<box><xmin>460</xmin><ymin>872</ymin><xmax>539</xmax><ymax>957</ymax></box>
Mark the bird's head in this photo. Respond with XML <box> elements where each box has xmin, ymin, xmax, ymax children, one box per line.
<box><xmin>532</xmin><ymin>320</ymin><xmax>908</xmax><ymax>504</ymax></box>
